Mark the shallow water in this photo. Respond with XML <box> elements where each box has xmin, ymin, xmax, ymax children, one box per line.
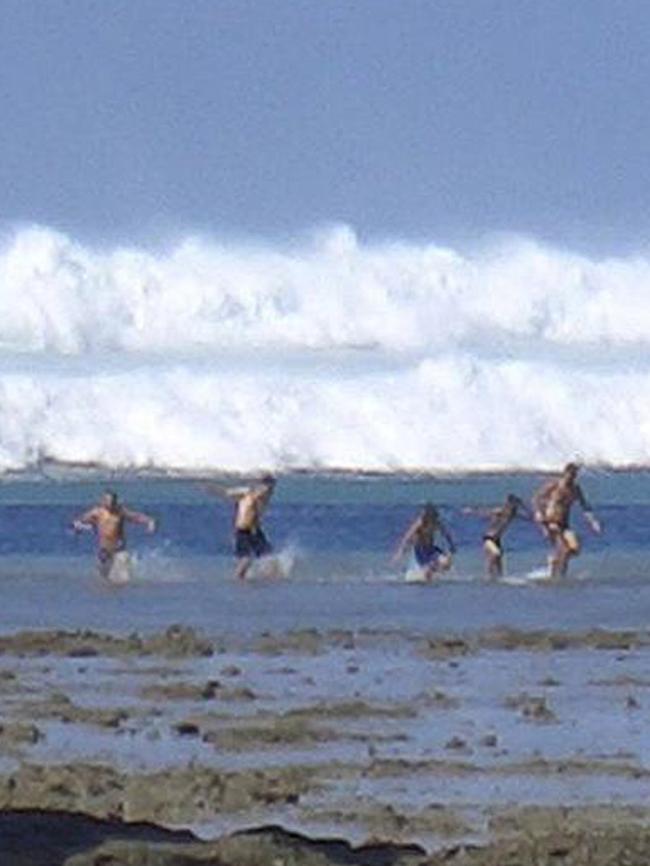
<box><xmin>0</xmin><ymin>469</ymin><xmax>648</xmax><ymax>634</ymax></box>
<box><xmin>2</xmin><ymin>469</ymin><xmax>650</xmax><ymax>843</ymax></box>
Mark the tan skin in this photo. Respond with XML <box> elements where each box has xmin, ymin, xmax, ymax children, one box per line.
<box><xmin>72</xmin><ymin>493</ymin><xmax>156</xmax><ymax>556</ymax></box>
<box><xmin>533</xmin><ymin>465</ymin><xmax>601</xmax><ymax>578</ymax></box>
<box><xmin>392</xmin><ymin>507</ymin><xmax>456</xmax><ymax>581</ymax></box>
<box><xmin>463</xmin><ymin>495</ymin><xmax>532</xmax><ymax>578</ymax></box>
<box><xmin>205</xmin><ymin>479</ymin><xmax>276</xmax><ymax>580</ymax></box>
<box><xmin>231</xmin><ymin>485</ymin><xmax>274</xmax><ymax>532</ymax></box>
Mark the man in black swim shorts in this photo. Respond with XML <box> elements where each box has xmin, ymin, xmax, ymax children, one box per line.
<box><xmin>205</xmin><ymin>475</ymin><xmax>276</xmax><ymax>580</ymax></box>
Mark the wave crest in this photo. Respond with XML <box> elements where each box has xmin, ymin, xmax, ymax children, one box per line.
<box><xmin>0</xmin><ymin>224</ymin><xmax>648</xmax><ymax>472</ymax></box>
<box><xmin>2</xmin><ymin>224</ymin><xmax>650</xmax><ymax>355</ymax></box>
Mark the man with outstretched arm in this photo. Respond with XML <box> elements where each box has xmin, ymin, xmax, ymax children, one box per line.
<box><xmin>205</xmin><ymin>474</ymin><xmax>276</xmax><ymax>580</ymax></box>
<box><xmin>533</xmin><ymin>463</ymin><xmax>602</xmax><ymax>578</ymax></box>
<box><xmin>72</xmin><ymin>490</ymin><xmax>156</xmax><ymax>579</ymax></box>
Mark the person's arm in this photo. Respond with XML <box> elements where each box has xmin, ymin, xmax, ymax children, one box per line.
<box><xmin>71</xmin><ymin>507</ymin><xmax>98</xmax><ymax>532</ymax></box>
<box><xmin>532</xmin><ymin>481</ymin><xmax>554</xmax><ymax>522</ymax></box>
<box><xmin>392</xmin><ymin>518</ymin><xmax>420</xmax><ymax>563</ymax></box>
<box><xmin>514</xmin><ymin>500</ymin><xmax>534</xmax><ymax>521</ymax></box>
<box><xmin>203</xmin><ymin>482</ymin><xmax>247</xmax><ymax>500</ymax></box>
<box><xmin>439</xmin><ymin>520</ymin><xmax>456</xmax><ymax>554</ymax></box>
<box><xmin>123</xmin><ymin>508</ymin><xmax>156</xmax><ymax>533</ymax></box>
<box><xmin>461</xmin><ymin>506</ymin><xmax>494</xmax><ymax>517</ymax></box>
<box><xmin>575</xmin><ymin>485</ymin><xmax>602</xmax><ymax>534</ymax></box>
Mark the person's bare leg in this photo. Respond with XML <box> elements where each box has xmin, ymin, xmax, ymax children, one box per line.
<box><xmin>98</xmin><ymin>550</ymin><xmax>114</xmax><ymax>581</ymax></box>
<box><xmin>547</xmin><ymin>524</ymin><xmax>567</xmax><ymax>579</ymax></box>
<box><xmin>555</xmin><ymin>540</ymin><xmax>572</xmax><ymax>577</ymax></box>
<box><xmin>548</xmin><ymin>530</ymin><xmax>563</xmax><ymax>578</ymax></box>
<box><xmin>424</xmin><ymin>554</ymin><xmax>448</xmax><ymax>581</ymax></box>
<box><xmin>557</xmin><ymin>530</ymin><xmax>580</xmax><ymax>578</ymax></box>
<box><xmin>490</xmin><ymin>552</ymin><xmax>503</xmax><ymax>578</ymax></box>
<box><xmin>235</xmin><ymin>556</ymin><xmax>252</xmax><ymax>580</ymax></box>
<box><xmin>423</xmin><ymin>560</ymin><xmax>440</xmax><ymax>581</ymax></box>
<box><xmin>484</xmin><ymin>540</ymin><xmax>502</xmax><ymax>578</ymax></box>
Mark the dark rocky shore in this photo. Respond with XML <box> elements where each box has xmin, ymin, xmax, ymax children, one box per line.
<box><xmin>5</xmin><ymin>808</ymin><xmax>650</xmax><ymax>866</ymax></box>
<box><xmin>2</xmin><ymin>625</ymin><xmax>650</xmax><ymax>865</ymax></box>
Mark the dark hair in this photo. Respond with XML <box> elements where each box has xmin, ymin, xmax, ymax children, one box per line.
<box><xmin>261</xmin><ymin>474</ymin><xmax>276</xmax><ymax>486</ymax></box>
<box><xmin>422</xmin><ymin>502</ymin><xmax>438</xmax><ymax>518</ymax></box>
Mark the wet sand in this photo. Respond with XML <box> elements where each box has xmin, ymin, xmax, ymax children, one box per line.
<box><xmin>2</xmin><ymin>624</ymin><xmax>650</xmax><ymax>863</ymax></box>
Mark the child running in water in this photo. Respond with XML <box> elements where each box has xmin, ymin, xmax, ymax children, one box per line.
<box><xmin>393</xmin><ymin>503</ymin><xmax>456</xmax><ymax>581</ymax></box>
<box><xmin>463</xmin><ymin>494</ymin><xmax>531</xmax><ymax>578</ymax></box>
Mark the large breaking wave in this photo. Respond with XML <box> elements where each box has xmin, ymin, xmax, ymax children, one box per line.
<box><xmin>0</xmin><ymin>223</ymin><xmax>648</xmax><ymax>473</ymax></box>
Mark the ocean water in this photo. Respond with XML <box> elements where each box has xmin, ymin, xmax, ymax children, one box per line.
<box><xmin>2</xmin><ymin>224</ymin><xmax>650</xmax><ymax>474</ymax></box>
<box><xmin>0</xmin><ymin>470</ymin><xmax>648</xmax><ymax>636</ymax></box>
<box><xmin>3</xmin><ymin>470</ymin><xmax>650</xmax><ymax>831</ymax></box>
<box><xmin>1</xmin><ymin>224</ymin><xmax>649</xmax><ymax>637</ymax></box>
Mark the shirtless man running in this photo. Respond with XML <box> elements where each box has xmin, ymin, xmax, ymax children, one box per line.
<box><xmin>72</xmin><ymin>490</ymin><xmax>156</xmax><ymax>579</ymax></box>
<box><xmin>464</xmin><ymin>494</ymin><xmax>532</xmax><ymax>578</ymax></box>
<box><xmin>206</xmin><ymin>475</ymin><xmax>276</xmax><ymax>580</ymax></box>
<box><xmin>533</xmin><ymin>463</ymin><xmax>602</xmax><ymax>578</ymax></box>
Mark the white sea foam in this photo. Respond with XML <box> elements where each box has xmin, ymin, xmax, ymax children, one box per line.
<box><xmin>0</xmin><ymin>223</ymin><xmax>649</xmax><ymax>472</ymax></box>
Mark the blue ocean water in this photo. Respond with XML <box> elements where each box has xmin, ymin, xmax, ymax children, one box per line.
<box><xmin>0</xmin><ymin>470</ymin><xmax>648</xmax><ymax>636</ymax></box>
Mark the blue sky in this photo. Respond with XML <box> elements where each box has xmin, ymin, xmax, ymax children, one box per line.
<box><xmin>2</xmin><ymin>0</ymin><xmax>650</xmax><ymax>247</ymax></box>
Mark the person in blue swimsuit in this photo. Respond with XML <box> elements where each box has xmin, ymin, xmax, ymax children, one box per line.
<box><xmin>392</xmin><ymin>503</ymin><xmax>456</xmax><ymax>580</ymax></box>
